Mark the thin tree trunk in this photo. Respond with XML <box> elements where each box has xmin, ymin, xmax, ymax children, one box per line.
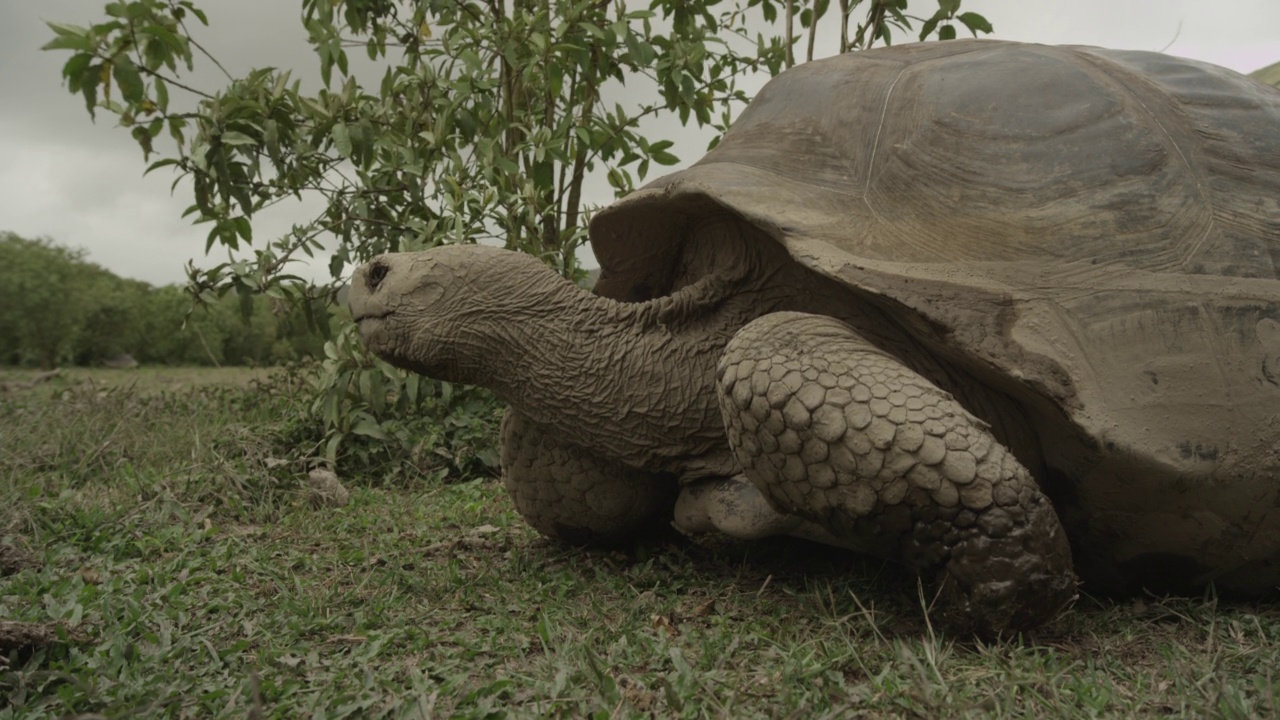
<box><xmin>839</xmin><ymin>0</ymin><xmax>851</xmax><ymax>53</ymax></box>
<box><xmin>784</xmin><ymin>0</ymin><xmax>795</xmax><ymax>68</ymax></box>
<box><xmin>806</xmin><ymin>0</ymin><xmax>820</xmax><ymax>62</ymax></box>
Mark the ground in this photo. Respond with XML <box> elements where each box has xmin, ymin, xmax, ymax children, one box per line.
<box><xmin>1</xmin><ymin>367</ymin><xmax>1277</xmax><ymax>718</ymax></box>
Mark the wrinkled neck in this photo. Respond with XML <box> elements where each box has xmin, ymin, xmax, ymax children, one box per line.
<box><xmin>442</xmin><ymin>266</ymin><xmax>738</xmax><ymax>470</ymax></box>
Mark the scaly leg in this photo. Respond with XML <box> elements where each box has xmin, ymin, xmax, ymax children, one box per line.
<box><xmin>717</xmin><ymin>312</ymin><xmax>1076</xmax><ymax>635</ymax></box>
<box><xmin>500</xmin><ymin>409</ymin><xmax>676</xmax><ymax>544</ymax></box>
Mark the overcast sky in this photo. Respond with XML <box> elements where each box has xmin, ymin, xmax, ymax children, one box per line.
<box><xmin>1</xmin><ymin>1</ymin><xmax>1277</xmax><ymax>286</ymax></box>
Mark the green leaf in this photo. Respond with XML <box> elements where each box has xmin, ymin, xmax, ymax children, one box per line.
<box><xmin>43</xmin><ymin>22</ymin><xmax>91</xmax><ymax>52</ymax></box>
<box><xmin>219</xmin><ymin>130</ymin><xmax>257</xmax><ymax>147</ymax></box>
<box><xmin>42</xmin><ymin>34</ymin><xmax>92</xmax><ymax>52</ymax></box>
<box><xmin>937</xmin><ymin>24</ymin><xmax>957</xmax><ymax>41</ymax></box>
<box><xmin>112</xmin><ymin>57</ymin><xmax>145</xmax><ymax>104</ymax></box>
<box><xmin>351</xmin><ymin>417</ymin><xmax>389</xmax><ymax>440</ymax></box>
<box><xmin>154</xmin><ymin>76</ymin><xmax>169</xmax><ymax>112</ymax></box>
<box><xmin>331</xmin><ymin>123</ymin><xmax>352</xmax><ymax>158</ymax></box>
<box><xmin>957</xmin><ymin>12</ymin><xmax>993</xmax><ymax>35</ymax></box>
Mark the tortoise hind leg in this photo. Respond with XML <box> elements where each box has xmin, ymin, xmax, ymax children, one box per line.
<box><xmin>501</xmin><ymin>409</ymin><xmax>676</xmax><ymax>544</ymax></box>
<box><xmin>716</xmin><ymin>311</ymin><xmax>1077</xmax><ymax>635</ymax></box>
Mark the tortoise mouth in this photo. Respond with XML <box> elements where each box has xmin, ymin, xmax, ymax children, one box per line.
<box><xmin>352</xmin><ymin>311</ymin><xmax>392</xmax><ymax>324</ymax></box>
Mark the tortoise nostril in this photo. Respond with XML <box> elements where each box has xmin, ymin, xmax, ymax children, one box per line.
<box><xmin>367</xmin><ymin>261</ymin><xmax>389</xmax><ymax>291</ymax></box>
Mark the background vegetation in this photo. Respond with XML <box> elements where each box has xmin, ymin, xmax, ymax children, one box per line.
<box><xmin>0</xmin><ymin>231</ymin><xmax>328</xmax><ymax>369</ymax></box>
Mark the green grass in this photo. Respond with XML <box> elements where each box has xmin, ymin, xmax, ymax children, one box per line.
<box><xmin>2</xmin><ymin>368</ymin><xmax>1278</xmax><ymax>718</ymax></box>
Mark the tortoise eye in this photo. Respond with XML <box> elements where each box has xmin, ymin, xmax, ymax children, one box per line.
<box><xmin>367</xmin><ymin>261</ymin><xmax>389</xmax><ymax>290</ymax></box>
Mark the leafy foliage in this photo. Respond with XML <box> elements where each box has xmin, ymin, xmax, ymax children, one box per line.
<box><xmin>283</xmin><ymin>324</ymin><xmax>503</xmax><ymax>480</ymax></box>
<box><xmin>0</xmin><ymin>232</ymin><xmax>326</xmax><ymax>368</ymax></box>
<box><xmin>43</xmin><ymin>0</ymin><xmax>991</xmax><ymax>473</ymax></box>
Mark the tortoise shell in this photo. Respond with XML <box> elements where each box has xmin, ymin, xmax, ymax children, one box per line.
<box><xmin>589</xmin><ymin>40</ymin><xmax>1280</xmax><ymax>593</ymax></box>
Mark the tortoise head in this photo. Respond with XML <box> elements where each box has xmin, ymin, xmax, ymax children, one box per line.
<box><xmin>348</xmin><ymin>244</ymin><xmax>568</xmax><ymax>382</ymax></box>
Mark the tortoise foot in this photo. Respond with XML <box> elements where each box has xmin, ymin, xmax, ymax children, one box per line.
<box><xmin>717</xmin><ymin>311</ymin><xmax>1077</xmax><ymax>635</ymax></box>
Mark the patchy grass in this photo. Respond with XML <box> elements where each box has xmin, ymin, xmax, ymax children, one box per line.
<box><xmin>0</xmin><ymin>366</ymin><xmax>272</xmax><ymax>397</ymax></box>
<box><xmin>2</xmin><ymin>368</ymin><xmax>1278</xmax><ymax>718</ymax></box>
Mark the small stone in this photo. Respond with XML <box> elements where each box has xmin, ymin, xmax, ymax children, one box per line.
<box><xmin>307</xmin><ymin>469</ymin><xmax>350</xmax><ymax>509</ymax></box>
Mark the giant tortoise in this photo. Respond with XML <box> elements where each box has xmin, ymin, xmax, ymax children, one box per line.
<box><xmin>349</xmin><ymin>39</ymin><xmax>1280</xmax><ymax>635</ymax></box>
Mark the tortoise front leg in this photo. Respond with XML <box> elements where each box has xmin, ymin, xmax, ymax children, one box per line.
<box><xmin>717</xmin><ymin>312</ymin><xmax>1077</xmax><ymax>635</ymax></box>
<box><xmin>500</xmin><ymin>410</ymin><xmax>676</xmax><ymax>544</ymax></box>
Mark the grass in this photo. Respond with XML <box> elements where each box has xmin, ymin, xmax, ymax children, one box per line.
<box><xmin>1</xmin><ymin>367</ymin><xmax>1278</xmax><ymax>718</ymax></box>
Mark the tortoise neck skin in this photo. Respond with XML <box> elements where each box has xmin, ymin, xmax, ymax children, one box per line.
<box><xmin>348</xmin><ymin>245</ymin><xmax>744</xmax><ymax>476</ymax></box>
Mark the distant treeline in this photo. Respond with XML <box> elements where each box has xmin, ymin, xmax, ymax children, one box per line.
<box><xmin>0</xmin><ymin>232</ymin><xmax>332</xmax><ymax>368</ymax></box>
